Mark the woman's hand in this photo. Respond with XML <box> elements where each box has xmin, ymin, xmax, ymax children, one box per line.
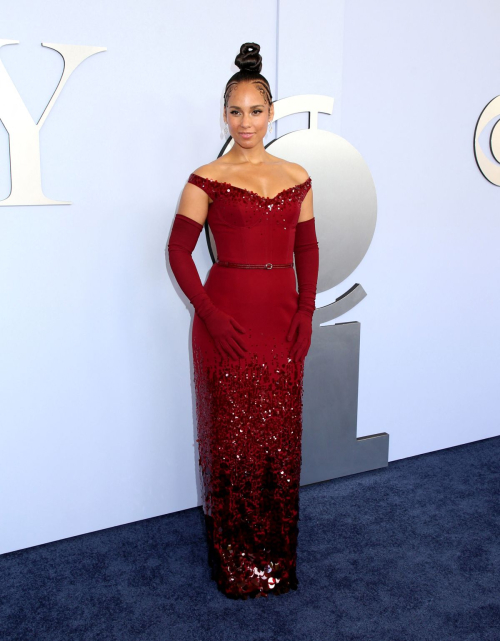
<box><xmin>286</xmin><ymin>311</ymin><xmax>313</xmax><ymax>363</ymax></box>
<box><xmin>200</xmin><ymin>307</ymin><xmax>248</xmax><ymax>361</ymax></box>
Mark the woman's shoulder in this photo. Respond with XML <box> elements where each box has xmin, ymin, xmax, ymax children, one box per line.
<box><xmin>283</xmin><ymin>161</ymin><xmax>310</xmax><ymax>184</ymax></box>
<box><xmin>265</xmin><ymin>154</ymin><xmax>310</xmax><ymax>184</ymax></box>
<box><xmin>189</xmin><ymin>161</ymin><xmax>224</xmax><ymax>182</ymax></box>
<box><xmin>186</xmin><ymin>162</ymin><xmax>225</xmax><ymax>201</ymax></box>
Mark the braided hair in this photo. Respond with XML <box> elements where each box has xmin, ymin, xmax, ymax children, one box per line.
<box><xmin>224</xmin><ymin>43</ymin><xmax>273</xmax><ymax>110</ymax></box>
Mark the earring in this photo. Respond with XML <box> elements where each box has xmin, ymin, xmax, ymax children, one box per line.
<box><xmin>224</xmin><ymin>123</ymin><xmax>229</xmax><ymax>137</ymax></box>
<box><xmin>268</xmin><ymin>121</ymin><xmax>273</xmax><ymax>134</ymax></box>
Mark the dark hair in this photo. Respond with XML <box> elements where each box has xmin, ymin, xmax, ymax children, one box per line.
<box><xmin>223</xmin><ymin>43</ymin><xmax>273</xmax><ymax>110</ymax></box>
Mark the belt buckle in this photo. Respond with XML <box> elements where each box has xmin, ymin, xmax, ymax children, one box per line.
<box><xmin>265</xmin><ymin>262</ymin><xmax>273</xmax><ymax>269</ymax></box>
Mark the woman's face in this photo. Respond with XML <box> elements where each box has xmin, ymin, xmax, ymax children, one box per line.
<box><xmin>224</xmin><ymin>81</ymin><xmax>273</xmax><ymax>147</ymax></box>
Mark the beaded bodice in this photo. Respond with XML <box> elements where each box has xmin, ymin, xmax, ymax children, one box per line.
<box><xmin>187</xmin><ymin>173</ymin><xmax>312</xmax><ymax>265</ymax></box>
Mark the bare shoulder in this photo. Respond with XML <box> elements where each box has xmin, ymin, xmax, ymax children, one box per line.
<box><xmin>190</xmin><ymin>161</ymin><xmax>221</xmax><ymax>181</ymax></box>
<box><xmin>284</xmin><ymin>161</ymin><xmax>310</xmax><ymax>184</ymax></box>
<box><xmin>291</xmin><ymin>161</ymin><xmax>313</xmax><ymax>222</ymax></box>
<box><xmin>178</xmin><ymin>162</ymin><xmax>220</xmax><ymax>225</ymax></box>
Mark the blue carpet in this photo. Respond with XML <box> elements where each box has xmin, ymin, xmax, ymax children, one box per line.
<box><xmin>1</xmin><ymin>436</ymin><xmax>499</xmax><ymax>641</ymax></box>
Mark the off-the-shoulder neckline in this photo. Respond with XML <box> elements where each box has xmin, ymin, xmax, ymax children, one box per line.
<box><xmin>189</xmin><ymin>173</ymin><xmax>312</xmax><ymax>202</ymax></box>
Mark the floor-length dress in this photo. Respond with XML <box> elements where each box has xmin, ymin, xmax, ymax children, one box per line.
<box><xmin>188</xmin><ymin>172</ymin><xmax>312</xmax><ymax>599</ymax></box>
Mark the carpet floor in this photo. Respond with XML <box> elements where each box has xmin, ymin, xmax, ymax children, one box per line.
<box><xmin>1</xmin><ymin>436</ymin><xmax>499</xmax><ymax>641</ymax></box>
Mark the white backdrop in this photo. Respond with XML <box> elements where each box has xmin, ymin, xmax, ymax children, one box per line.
<box><xmin>1</xmin><ymin>0</ymin><xmax>499</xmax><ymax>555</ymax></box>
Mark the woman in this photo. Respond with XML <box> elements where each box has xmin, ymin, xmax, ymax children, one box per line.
<box><xmin>168</xmin><ymin>42</ymin><xmax>319</xmax><ymax>599</ymax></box>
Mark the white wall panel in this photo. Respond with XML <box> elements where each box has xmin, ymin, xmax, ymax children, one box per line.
<box><xmin>1</xmin><ymin>0</ymin><xmax>499</xmax><ymax>554</ymax></box>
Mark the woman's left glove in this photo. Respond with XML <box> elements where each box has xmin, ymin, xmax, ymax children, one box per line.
<box><xmin>286</xmin><ymin>310</ymin><xmax>313</xmax><ymax>363</ymax></box>
<box><xmin>287</xmin><ymin>217</ymin><xmax>319</xmax><ymax>363</ymax></box>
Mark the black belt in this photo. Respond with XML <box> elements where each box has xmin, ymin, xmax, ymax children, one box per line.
<box><xmin>216</xmin><ymin>261</ymin><xmax>293</xmax><ymax>270</ymax></box>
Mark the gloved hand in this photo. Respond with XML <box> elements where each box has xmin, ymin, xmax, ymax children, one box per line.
<box><xmin>286</xmin><ymin>310</ymin><xmax>313</xmax><ymax>363</ymax></box>
<box><xmin>287</xmin><ymin>217</ymin><xmax>319</xmax><ymax>363</ymax></box>
<box><xmin>168</xmin><ymin>213</ymin><xmax>248</xmax><ymax>361</ymax></box>
<box><xmin>193</xmin><ymin>296</ymin><xmax>248</xmax><ymax>361</ymax></box>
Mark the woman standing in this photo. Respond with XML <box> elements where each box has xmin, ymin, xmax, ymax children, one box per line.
<box><xmin>168</xmin><ymin>42</ymin><xmax>319</xmax><ymax>599</ymax></box>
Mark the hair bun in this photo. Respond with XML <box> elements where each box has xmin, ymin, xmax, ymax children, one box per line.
<box><xmin>234</xmin><ymin>42</ymin><xmax>262</xmax><ymax>74</ymax></box>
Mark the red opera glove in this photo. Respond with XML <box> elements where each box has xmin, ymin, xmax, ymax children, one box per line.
<box><xmin>287</xmin><ymin>310</ymin><xmax>314</xmax><ymax>363</ymax></box>
<box><xmin>287</xmin><ymin>217</ymin><xmax>319</xmax><ymax>363</ymax></box>
<box><xmin>167</xmin><ymin>213</ymin><xmax>248</xmax><ymax>361</ymax></box>
<box><xmin>198</xmin><ymin>306</ymin><xmax>248</xmax><ymax>361</ymax></box>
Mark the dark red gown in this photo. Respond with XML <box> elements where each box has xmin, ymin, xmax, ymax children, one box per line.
<box><xmin>188</xmin><ymin>172</ymin><xmax>312</xmax><ymax>599</ymax></box>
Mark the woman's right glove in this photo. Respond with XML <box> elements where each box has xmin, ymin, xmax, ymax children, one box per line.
<box><xmin>167</xmin><ymin>213</ymin><xmax>248</xmax><ymax>361</ymax></box>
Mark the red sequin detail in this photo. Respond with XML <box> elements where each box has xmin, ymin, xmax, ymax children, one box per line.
<box><xmin>193</xmin><ymin>340</ymin><xmax>304</xmax><ymax>599</ymax></box>
<box><xmin>188</xmin><ymin>173</ymin><xmax>312</xmax><ymax>229</ymax></box>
